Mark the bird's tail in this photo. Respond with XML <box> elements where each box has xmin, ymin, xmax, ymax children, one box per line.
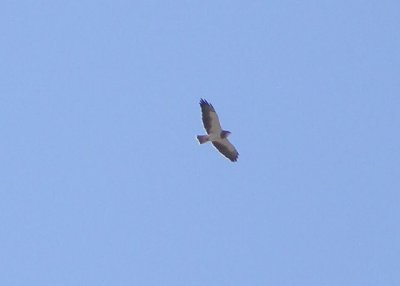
<box><xmin>197</xmin><ymin>135</ymin><xmax>209</xmax><ymax>144</ymax></box>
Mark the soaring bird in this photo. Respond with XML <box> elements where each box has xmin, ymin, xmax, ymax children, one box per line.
<box><xmin>197</xmin><ymin>99</ymin><xmax>239</xmax><ymax>162</ymax></box>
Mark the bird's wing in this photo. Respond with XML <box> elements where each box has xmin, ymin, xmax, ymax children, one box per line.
<box><xmin>212</xmin><ymin>139</ymin><xmax>239</xmax><ymax>162</ymax></box>
<box><xmin>200</xmin><ymin>99</ymin><xmax>222</xmax><ymax>134</ymax></box>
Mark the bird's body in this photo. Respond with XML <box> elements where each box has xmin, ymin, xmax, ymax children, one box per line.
<box><xmin>197</xmin><ymin>99</ymin><xmax>239</xmax><ymax>162</ymax></box>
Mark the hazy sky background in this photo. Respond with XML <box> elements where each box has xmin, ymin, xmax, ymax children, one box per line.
<box><xmin>1</xmin><ymin>1</ymin><xmax>399</xmax><ymax>285</ymax></box>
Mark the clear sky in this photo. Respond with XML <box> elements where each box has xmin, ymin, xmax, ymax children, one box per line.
<box><xmin>1</xmin><ymin>1</ymin><xmax>399</xmax><ymax>285</ymax></box>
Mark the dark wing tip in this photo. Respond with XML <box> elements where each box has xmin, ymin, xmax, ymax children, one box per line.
<box><xmin>200</xmin><ymin>98</ymin><xmax>209</xmax><ymax>106</ymax></box>
<box><xmin>226</xmin><ymin>153</ymin><xmax>239</xmax><ymax>162</ymax></box>
<box><xmin>212</xmin><ymin>141</ymin><xmax>239</xmax><ymax>162</ymax></box>
<box><xmin>227</xmin><ymin>148</ymin><xmax>239</xmax><ymax>162</ymax></box>
<box><xmin>230</xmin><ymin>153</ymin><xmax>239</xmax><ymax>162</ymax></box>
<box><xmin>199</xmin><ymin>98</ymin><xmax>214</xmax><ymax>110</ymax></box>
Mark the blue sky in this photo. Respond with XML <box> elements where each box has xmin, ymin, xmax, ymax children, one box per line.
<box><xmin>1</xmin><ymin>1</ymin><xmax>399</xmax><ymax>285</ymax></box>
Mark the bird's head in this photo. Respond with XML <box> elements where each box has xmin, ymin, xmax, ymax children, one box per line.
<box><xmin>221</xmin><ymin>130</ymin><xmax>231</xmax><ymax>138</ymax></box>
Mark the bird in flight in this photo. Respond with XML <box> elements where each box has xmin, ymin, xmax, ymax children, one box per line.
<box><xmin>197</xmin><ymin>99</ymin><xmax>239</xmax><ymax>162</ymax></box>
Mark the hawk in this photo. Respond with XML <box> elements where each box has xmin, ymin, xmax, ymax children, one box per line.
<box><xmin>197</xmin><ymin>99</ymin><xmax>239</xmax><ymax>162</ymax></box>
